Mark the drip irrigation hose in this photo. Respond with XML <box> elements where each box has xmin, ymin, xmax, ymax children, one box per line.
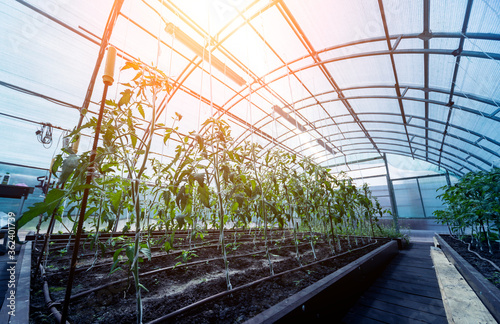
<box><xmin>44</xmin><ymin>234</ymin><xmax>367</xmax><ymax>278</ymax></box>
<box><xmin>145</xmin><ymin>239</ymin><xmax>379</xmax><ymax>324</ymax></box>
<box><xmin>42</xmin><ymin>234</ymin><xmax>297</xmax><ymax>266</ymax></box>
<box><xmin>60</xmin><ymin>236</ymin><xmax>376</xmax><ymax>304</ymax></box>
<box><xmin>39</xmin><ymin>265</ymin><xmax>70</xmax><ymax>324</ymax></box>
<box><xmin>450</xmin><ymin>235</ymin><xmax>500</xmax><ymax>272</ymax></box>
<box><xmin>51</xmin><ymin>235</ymin><xmax>297</xmax><ymax>275</ymax></box>
<box><xmin>29</xmin><ymin>228</ymin><xmax>293</xmax><ymax>241</ymax></box>
<box><xmin>65</xmin><ymin>240</ymin><xmax>315</xmax><ymax>302</ymax></box>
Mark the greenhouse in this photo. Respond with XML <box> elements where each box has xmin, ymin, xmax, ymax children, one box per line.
<box><xmin>0</xmin><ymin>0</ymin><xmax>499</xmax><ymax>323</ymax></box>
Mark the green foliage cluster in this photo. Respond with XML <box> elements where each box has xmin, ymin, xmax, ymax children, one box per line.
<box><xmin>434</xmin><ymin>167</ymin><xmax>500</xmax><ymax>254</ymax></box>
<box><xmin>22</xmin><ymin>60</ymin><xmax>391</xmax><ymax>323</ymax></box>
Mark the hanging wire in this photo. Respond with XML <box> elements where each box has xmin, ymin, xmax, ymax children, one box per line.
<box><xmin>477</xmin><ymin>0</ymin><xmax>500</xmax><ymax>20</ymax></box>
<box><xmin>198</xmin><ymin>37</ymin><xmax>206</xmax><ymax>130</ymax></box>
<box><xmin>0</xmin><ymin>81</ymin><xmax>79</xmax><ymax>110</ymax></box>
<box><xmin>459</xmin><ymin>36</ymin><xmax>500</xmax><ymax>108</ymax></box>
<box><xmin>448</xmin><ymin>55</ymin><xmax>497</xmax><ymax>155</ymax></box>
<box><xmin>160</xmin><ymin>0</ymin><xmax>175</xmax><ymax>165</ymax></box>
<box><xmin>286</xmin><ymin>63</ymin><xmax>301</xmax><ymax>147</ymax></box>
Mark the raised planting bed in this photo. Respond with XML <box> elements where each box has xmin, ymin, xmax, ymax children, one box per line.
<box><xmin>435</xmin><ymin>234</ymin><xmax>500</xmax><ymax>322</ymax></box>
<box><xmin>244</xmin><ymin>240</ymin><xmax>398</xmax><ymax>323</ymax></box>
<box><xmin>29</xmin><ymin>234</ymin><xmax>392</xmax><ymax>323</ymax></box>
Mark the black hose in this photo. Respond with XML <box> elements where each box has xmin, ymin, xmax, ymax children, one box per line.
<box><xmin>146</xmin><ymin>240</ymin><xmax>379</xmax><ymax>324</ymax></box>
<box><xmin>40</xmin><ymin>265</ymin><xmax>70</xmax><ymax>324</ymax></box>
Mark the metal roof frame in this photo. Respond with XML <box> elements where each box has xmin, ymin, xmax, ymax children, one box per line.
<box><xmin>2</xmin><ymin>0</ymin><xmax>499</xmax><ymax>177</ymax></box>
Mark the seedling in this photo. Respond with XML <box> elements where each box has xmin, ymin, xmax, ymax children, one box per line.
<box><xmin>176</xmin><ymin>250</ymin><xmax>198</xmax><ymax>263</ymax></box>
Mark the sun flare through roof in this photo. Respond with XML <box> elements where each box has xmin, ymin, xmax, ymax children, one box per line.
<box><xmin>1</xmin><ymin>0</ymin><xmax>499</xmax><ymax>177</ymax></box>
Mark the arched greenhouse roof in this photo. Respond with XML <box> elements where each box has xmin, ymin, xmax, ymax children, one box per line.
<box><xmin>1</xmin><ymin>0</ymin><xmax>499</xmax><ymax>177</ymax></box>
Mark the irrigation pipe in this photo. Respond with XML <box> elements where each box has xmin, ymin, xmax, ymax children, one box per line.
<box><xmin>39</xmin><ymin>265</ymin><xmax>70</xmax><ymax>324</ymax></box>
<box><xmin>450</xmin><ymin>235</ymin><xmax>500</xmax><ymax>272</ymax></box>
<box><xmin>31</xmin><ymin>228</ymin><xmax>293</xmax><ymax>242</ymax></box>
<box><xmin>46</xmin><ymin>234</ymin><xmax>370</xmax><ymax>277</ymax></box>
<box><xmin>43</xmin><ymin>234</ymin><xmax>298</xmax><ymax>270</ymax></box>
<box><xmin>64</xmin><ymin>240</ymin><xmax>315</xmax><ymax>302</ymax></box>
<box><xmin>146</xmin><ymin>239</ymin><xmax>379</xmax><ymax>324</ymax></box>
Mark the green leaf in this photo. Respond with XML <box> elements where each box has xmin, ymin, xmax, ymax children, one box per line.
<box><xmin>198</xmin><ymin>185</ymin><xmax>211</xmax><ymax>208</ymax></box>
<box><xmin>140</xmin><ymin>247</ymin><xmax>152</xmax><ymax>261</ymax></box>
<box><xmin>84</xmin><ymin>207</ymin><xmax>98</xmax><ymax>222</ymax></box>
<box><xmin>176</xmin><ymin>186</ymin><xmax>188</xmax><ymax>211</ymax></box>
<box><xmin>105</xmin><ymin>99</ymin><xmax>117</xmax><ymax>107</ymax></box>
<box><xmin>234</xmin><ymin>194</ymin><xmax>244</xmax><ymax>206</ymax></box>
<box><xmin>130</xmin><ymin>133</ymin><xmax>138</xmax><ymax>148</ymax></box>
<box><xmin>51</xmin><ymin>155</ymin><xmax>63</xmax><ymax>177</ymax></box>
<box><xmin>191</xmin><ymin>173</ymin><xmax>205</xmax><ymax>187</ymax></box>
<box><xmin>118</xmin><ymin>89</ymin><xmax>133</xmax><ymax>107</ymax></box>
<box><xmin>231</xmin><ymin>201</ymin><xmax>239</xmax><ymax>212</ymax></box>
<box><xmin>113</xmin><ymin>248</ymin><xmax>124</xmax><ymax>262</ymax></box>
<box><xmin>137</xmin><ymin>103</ymin><xmax>145</xmax><ymax>119</ymax></box>
<box><xmin>162</xmin><ymin>190</ymin><xmax>171</xmax><ymax>205</ymax></box>
<box><xmin>122</xmin><ymin>61</ymin><xmax>140</xmax><ymax>71</ymax></box>
<box><xmin>132</xmin><ymin>71</ymin><xmax>142</xmax><ymax>81</ymax></box>
<box><xmin>18</xmin><ymin>188</ymin><xmax>67</xmax><ymax>229</ymax></box>
<box><xmin>125</xmin><ymin>245</ymin><xmax>135</xmax><ymax>262</ymax></box>
<box><xmin>194</xmin><ymin>134</ymin><xmax>204</xmax><ymax>150</ymax></box>
<box><xmin>138</xmin><ymin>283</ymin><xmax>149</xmax><ymax>292</ymax></box>
<box><xmin>109</xmin><ymin>190</ymin><xmax>123</xmax><ymax>213</ymax></box>
<box><xmin>175</xmin><ymin>214</ymin><xmax>186</xmax><ymax>228</ymax></box>
<box><xmin>163</xmin><ymin>129</ymin><xmax>172</xmax><ymax>144</ymax></box>
<box><xmin>109</xmin><ymin>265</ymin><xmax>122</xmax><ymax>275</ymax></box>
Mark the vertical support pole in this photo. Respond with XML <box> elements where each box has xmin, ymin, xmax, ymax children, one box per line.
<box><xmin>76</xmin><ymin>0</ymin><xmax>124</xmax><ymax>130</ymax></box>
<box><xmin>445</xmin><ymin>170</ymin><xmax>451</xmax><ymax>187</ymax></box>
<box><xmin>60</xmin><ymin>46</ymin><xmax>116</xmax><ymax>324</ymax></box>
<box><xmin>416</xmin><ymin>178</ymin><xmax>427</xmax><ymax>218</ymax></box>
<box><xmin>383</xmin><ymin>153</ymin><xmax>399</xmax><ymax>231</ymax></box>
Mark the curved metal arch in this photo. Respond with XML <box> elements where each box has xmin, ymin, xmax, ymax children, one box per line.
<box><xmin>329</xmin><ymin>119</ymin><xmax>499</xmax><ymax>165</ymax></box>
<box><xmin>294</xmin><ymin>94</ymin><xmax>500</xmax><ymax>124</ymax></box>
<box><xmin>219</xmin><ymin>47</ymin><xmax>499</xmax><ymax>144</ymax></box>
<box><xmin>267</xmin><ymin>115</ymin><xmax>498</xmax><ymax>173</ymax></box>
<box><xmin>241</xmin><ymin>48</ymin><xmax>500</xmax><ymax>106</ymax></box>
<box><xmin>246</xmin><ymin>108</ymin><xmax>500</xmax><ymax>170</ymax></box>
<box><xmin>292</xmin><ymin>84</ymin><xmax>499</xmax><ymax>115</ymax></box>
<box><xmin>232</xmin><ymin>111</ymin><xmax>491</xmax><ymax>175</ymax></box>
<box><xmin>329</xmin><ymin>136</ymin><xmax>485</xmax><ymax>172</ymax></box>
<box><xmin>322</xmin><ymin>132</ymin><xmax>489</xmax><ymax>170</ymax></box>
<box><xmin>310</xmin><ymin>146</ymin><xmax>469</xmax><ymax>177</ymax></box>
<box><xmin>316</xmin><ymin>32</ymin><xmax>500</xmax><ymax>57</ymax></box>
<box><xmin>286</xmin><ymin>129</ymin><xmax>484</xmax><ymax>173</ymax></box>
<box><xmin>223</xmin><ymin>47</ymin><xmax>500</xmax><ymax>113</ymax></box>
<box><xmin>150</xmin><ymin>1</ymin><xmax>498</xmax><ymax>177</ymax></box>
<box><xmin>256</xmin><ymin>48</ymin><xmax>500</xmax><ymax>92</ymax></box>
<box><xmin>308</xmin><ymin>112</ymin><xmax>500</xmax><ymax>158</ymax></box>
<box><xmin>339</xmin><ymin>141</ymin><xmax>475</xmax><ymax>171</ymax></box>
<box><xmin>214</xmin><ymin>30</ymin><xmax>500</xmax><ymax>113</ymax></box>
<box><xmin>334</xmin><ymin>148</ymin><xmax>470</xmax><ymax>176</ymax></box>
<box><xmin>241</xmin><ymin>86</ymin><xmax>499</xmax><ymax>157</ymax></box>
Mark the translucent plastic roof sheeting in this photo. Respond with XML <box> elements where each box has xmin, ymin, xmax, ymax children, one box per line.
<box><xmin>1</xmin><ymin>0</ymin><xmax>499</xmax><ymax>177</ymax></box>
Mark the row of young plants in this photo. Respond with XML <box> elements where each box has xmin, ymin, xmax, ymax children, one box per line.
<box><xmin>434</xmin><ymin>167</ymin><xmax>500</xmax><ymax>254</ymax></box>
<box><xmin>22</xmin><ymin>61</ymin><xmax>388</xmax><ymax>323</ymax></box>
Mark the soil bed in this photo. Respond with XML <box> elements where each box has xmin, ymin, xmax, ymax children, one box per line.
<box><xmin>440</xmin><ymin>234</ymin><xmax>500</xmax><ymax>290</ymax></box>
<box><xmin>30</xmin><ymin>235</ymin><xmax>388</xmax><ymax>323</ymax></box>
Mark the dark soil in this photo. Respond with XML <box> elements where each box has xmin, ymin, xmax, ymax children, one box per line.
<box><xmin>440</xmin><ymin>235</ymin><xmax>500</xmax><ymax>290</ymax></box>
<box><xmin>30</xmin><ymin>233</ymin><xmax>388</xmax><ymax>324</ymax></box>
